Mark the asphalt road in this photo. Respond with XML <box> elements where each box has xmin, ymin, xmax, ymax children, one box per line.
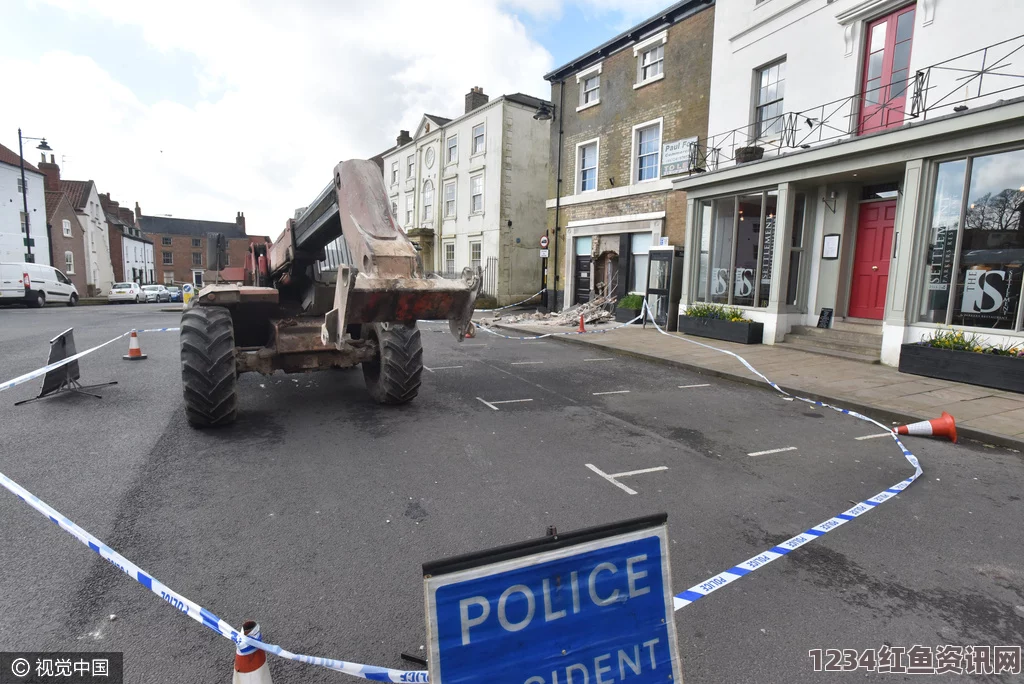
<box><xmin>0</xmin><ymin>304</ymin><xmax>1022</xmax><ymax>683</ymax></box>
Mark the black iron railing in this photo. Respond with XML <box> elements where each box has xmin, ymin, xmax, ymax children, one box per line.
<box><xmin>686</xmin><ymin>34</ymin><xmax>1024</xmax><ymax>174</ymax></box>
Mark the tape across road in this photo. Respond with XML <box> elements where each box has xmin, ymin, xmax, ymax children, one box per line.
<box><xmin>0</xmin><ymin>328</ymin><xmax>180</xmax><ymax>394</ymax></box>
<box><xmin>0</xmin><ymin>307</ymin><xmax>923</xmax><ymax>681</ymax></box>
<box><xmin>630</xmin><ymin>301</ymin><xmax>923</xmax><ymax>610</ymax></box>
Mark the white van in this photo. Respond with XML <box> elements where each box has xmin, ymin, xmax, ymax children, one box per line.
<box><xmin>0</xmin><ymin>262</ymin><xmax>79</xmax><ymax>307</ymax></box>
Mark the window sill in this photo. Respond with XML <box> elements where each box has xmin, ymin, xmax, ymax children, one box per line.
<box><xmin>469</xmin><ymin>211</ymin><xmax>485</xmax><ymax>218</ymax></box>
<box><xmin>576</xmin><ymin>188</ymin><xmax>598</xmax><ymax>196</ymax></box>
<box><xmin>632</xmin><ymin>176</ymin><xmax>662</xmax><ymax>186</ymax></box>
<box><xmin>633</xmin><ymin>73</ymin><xmax>665</xmax><ymax>90</ymax></box>
<box><xmin>470</xmin><ymin>152</ymin><xmax>486</xmax><ymax>161</ymax></box>
<box><xmin>576</xmin><ymin>100</ymin><xmax>600</xmax><ymax>113</ymax></box>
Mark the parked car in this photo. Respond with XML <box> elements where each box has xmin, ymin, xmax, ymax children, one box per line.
<box><xmin>108</xmin><ymin>282</ymin><xmax>143</xmax><ymax>303</ymax></box>
<box><xmin>166</xmin><ymin>285</ymin><xmax>183</xmax><ymax>302</ymax></box>
<box><xmin>0</xmin><ymin>262</ymin><xmax>79</xmax><ymax>307</ymax></box>
<box><xmin>142</xmin><ymin>284</ymin><xmax>171</xmax><ymax>303</ymax></box>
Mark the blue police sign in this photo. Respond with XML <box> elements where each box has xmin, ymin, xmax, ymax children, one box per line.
<box><xmin>423</xmin><ymin>515</ymin><xmax>681</xmax><ymax>684</ymax></box>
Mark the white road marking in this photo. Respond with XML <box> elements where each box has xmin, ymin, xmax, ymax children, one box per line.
<box><xmin>477</xmin><ymin>397</ymin><xmax>534</xmax><ymax>410</ymax></box>
<box><xmin>855</xmin><ymin>432</ymin><xmax>894</xmax><ymax>440</ymax></box>
<box><xmin>584</xmin><ymin>358</ymin><xmax>614</xmax><ymax>361</ymax></box>
<box><xmin>427</xmin><ymin>365</ymin><xmax>463</xmax><ymax>371</ymax></box>
<box><xmin>462</xmin><ymin>343</ymin><xmax>488</xmax><ymax>347</ymax></box>
<box><xmin>678</xmin><ymin>384</ymin><xmax>711</xmax><ymax>389</ymax></box>
<box><xmin>593</xmin><ymin>390</ymin><xmax>631</xmax><ymax>395</ymax></box>
<box><xmin>748</xmin><ymin>446</ymin><xmax>798</xmax><ymax>457</ymax></box>
<box><xmin>585</xmin><ymin>463</ymin><xmax>638</xmax><ymax>496</ymax></box>
<box><xmin>608</xmin><ymin>466</ymin><xmax>669</xmax><ymax>478</ymax></box>
<box><xmin>511</xmin><ymin>361</ymin><xmax>544</xmax><ymax>365</ymax></box>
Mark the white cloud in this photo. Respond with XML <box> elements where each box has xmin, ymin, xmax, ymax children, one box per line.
<box><xmin>2</xmin><ymin>0</ymin><xmax>560</xmax><ymax>237</ymax></box>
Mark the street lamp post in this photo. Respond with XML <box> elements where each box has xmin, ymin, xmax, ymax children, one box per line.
<box><xmin>17</xmin><ymin>128</ymin><xmax>52</xmax><ymax>263</ymax></box>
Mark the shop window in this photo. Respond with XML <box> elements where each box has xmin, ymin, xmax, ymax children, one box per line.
<box><xmin>786</xmin><ymin>194</ymin><xmax>807</xmax><ymax>307</ymax></box>
<box><xmin>919</xmin><ymin>148</ymin><xmax>1024</xmax><ymax>330</ymax></box>
<box><xmin>697</xmin><ymin>191</ymin><xmax>778</xmax><ymax>307</ymax></box>
<box><xmin>630</xmin><ymin>232</ymin><xmax>652</xmax><ymax>294</ymax></box>
<box><xmin>696</xmin><ymin>201</ymin><xmax>712</xmax><ymax>301</ymax></box>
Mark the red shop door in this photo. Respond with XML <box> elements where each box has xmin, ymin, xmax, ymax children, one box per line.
<box><xmin>859</xmin><ymin>4</ymin><xmax>916</xmax><ymax>134</ymax></box>
<box><xmin>848</xmin><ymin>200</ymin><xmax>896</xmax><ymax>320</ymax></box>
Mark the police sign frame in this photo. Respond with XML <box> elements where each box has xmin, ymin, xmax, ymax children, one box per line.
<box><xmin>423</xmin><ymin>514</ymin><xmax>682</xmax><ymax>684</ymax></box>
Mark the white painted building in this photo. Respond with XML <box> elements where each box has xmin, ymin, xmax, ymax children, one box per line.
<box><xmin>380</xmin><ymin>88</ymin><xmax>551</xmax><ymax>305</ymax></box>
<box><xmin>61</xmin><ymin>179</ymin><xmax>116</xmax><ymax>295</ymax></box>
<box><xmin>0</xmin><ymin>143</ymin><xmax>49</xmax><ymax>265</ymax></box>
<box><xmin>675</xmin><ymin>0</ymin><xmax>1024</xmax><ymax>365</ymax></box>
<box><xmin>120</xmin><ymin>235</ymin><xmax>155</xmax><ymax>284</ymax></box>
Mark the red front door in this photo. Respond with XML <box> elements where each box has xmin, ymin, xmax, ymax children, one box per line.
<box><xmin>859</xmin><ymin>4</ymin><xmax>916</xmax><ymax>134</ymax></box>
<box><xmin>848</xmin><ymin>200</ymin><xmax>896</xmax><ymax>320</ymax></box>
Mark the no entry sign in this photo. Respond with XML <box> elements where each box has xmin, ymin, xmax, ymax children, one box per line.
<box><xmin>539</xmin><ymin>235</ymin><xmax>549</xmax><ymax>249</ymax></box>
<box><xmin>423</xmin><ymin>514</ymin><xmax>681</xmax><ymax>684</ymax></box>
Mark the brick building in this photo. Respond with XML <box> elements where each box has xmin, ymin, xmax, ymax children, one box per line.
<box><xmin>100</xmin><ymin>194</ymin><xmax>154</xmax><ymax>284</ymax></box>
<box><xmin>42</xmin><ymin>186</ymin><xmax>87</xmax><ymax>294</ymax></box>
<box><xmin>137</xmin><ymin>208</ymin><xmax>249</xmax><ymax>287</ymax></box>
<box><xmin>543</xmin><ymin>0</ymin><xmax>714</xmax><ymax>309</ymax></box>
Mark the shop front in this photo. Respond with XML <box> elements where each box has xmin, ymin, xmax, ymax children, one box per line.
<box><xmin>563</xmin><ymin>214</ymin><xmax>664</xmax><ymax>308</ymax></box>
<box><xmin>675</xmin><ymin>100</ymin><xmax>1024</xmax><ymax>366</ymax></box>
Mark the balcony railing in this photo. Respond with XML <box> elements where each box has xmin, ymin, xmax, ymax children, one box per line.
<box><xmin>686</xmin><ymin>33</ymin><xmax>1024</xmax><ymax>174</ymax></box>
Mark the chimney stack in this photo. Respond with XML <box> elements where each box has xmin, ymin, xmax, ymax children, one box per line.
<box><xmin>236</xmin><ymin>211</ymin><xmax>246</xmax><ymax>233</ymax></box>
<box><xmin>37</xmin><ymin>153</ymin><xmax>61</xmax><ymax>192</ymax></box>
<box><xmin>396</xmin><ymin>130</ymin><xmax>412</xmax><ymax>147</ymax></box>
<box><xmin>465</xmin><ymin>86</ymin><xmax>489</xmax><ymax>114</ymax></box>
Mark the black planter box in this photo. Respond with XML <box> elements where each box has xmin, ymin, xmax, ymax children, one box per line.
<box><xmin>615</xmin><ymin>307</ymin><xmax>642</xmax><ymax>324</ymax></box>
<box><xmin>678</xmin><ymin>315</ymin><xmax>763</xmax><ymax>344</ymax></box>
<box><xmin>899</xmin><ymin>343</ymin><xmax>1024</xmax><ymax>393</ymax></box>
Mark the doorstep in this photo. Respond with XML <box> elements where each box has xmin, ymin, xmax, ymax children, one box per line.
<box><xmin>490</xmin><ymin>321</ymin><xmax>1024</xmax><ymax>451</ymax></box>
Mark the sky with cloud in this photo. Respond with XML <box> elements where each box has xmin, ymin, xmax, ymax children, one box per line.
<box><xmin>1</xmin><ymin>0</ymin><xmax>673</xmax><ymax>237</ymax></box>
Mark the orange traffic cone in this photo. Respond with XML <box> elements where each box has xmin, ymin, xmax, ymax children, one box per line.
<box><xmin>577</xmin><ymin>314</ymin><xmax>586</xmax><ymax>333</ymax></box>
<box><xmin>233</xmin><ymin>621</ymin><xmax>273</xmax><ymax>684</ymax></box>
<box><xmin>894</xmin><ymin>411</ymin><xmax>957</xmax><ymax>443</ymax></box>
<box><xmin>122</xmin><ymin>330</ymin><xmax>147</xmax><ymax>361</ymax></box>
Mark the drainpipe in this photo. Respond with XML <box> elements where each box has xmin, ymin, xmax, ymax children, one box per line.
<box><xmin>552</xmin><ymin>79</ymin><xmax>565</xmax><ymax>310</ymax></box>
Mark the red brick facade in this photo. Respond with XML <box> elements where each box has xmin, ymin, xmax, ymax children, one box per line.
<box><xmin>139</xmin><ymin>210</ymin><xmax>250</xmax><ymax>286</ymax></box>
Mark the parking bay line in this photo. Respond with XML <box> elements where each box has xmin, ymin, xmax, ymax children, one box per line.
<box><xmin>747</xmin><ymin>446</ymin><xmax>798</xmax><ymax>457</ymax></box>
<box><xmin>476</xmin><ymin>397</ymin><xmax>534</xmax><ymax>411</ymax></box>
<box><xmin>585</xmin><ymin>463</ymin><xmax>667</xmax><ymax>496</ymax></box>
<box><xmin>855</xmin><ymin>432</ymin><xmax>893</xmax><ymax>441</ymax></box>
<box><xmin>584</xmin><ymin>358</ymin><xmax>614</xmax><ymax>362</ymax></box>
<box><xmin>510</xmin><ymin>361</ymin><xmax>544</xmax><ymax>365</ymax></box>
<box><xmin>678</xmin><ymin>384</ymin><xmax>711</xmax><ymax>389</ymax></box>
<box><xmin>592</xmin><ymin>390</ymin><xmax>631</xmax><ymax>396</ymax></box>
<box><xmin>424</xmin><ymin>365</ymin><xmax>463</xmax><ymax>372</ymax></box>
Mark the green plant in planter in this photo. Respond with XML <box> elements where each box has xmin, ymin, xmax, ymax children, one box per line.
<box><xmin>685</xmin><ymin>303</ymin><xmax>747</xmax><ymax>322</ymax></box>
<box><xmin>617</xmin><ymin>294</ymin><xmax>645</xmax><ymax>310</ymax></box>
<box><xmin>919</xmin><ymin>329</ymin><xmax>1024</xmax><ymax>357</ymax></box>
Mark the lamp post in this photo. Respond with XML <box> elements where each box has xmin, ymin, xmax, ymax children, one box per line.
<box><xmin>18</xmin><ymin>129</ymin><xmax>53</xmax><ymax>263</ymax></box>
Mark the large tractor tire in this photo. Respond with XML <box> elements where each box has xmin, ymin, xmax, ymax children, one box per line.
<box><xmin>180</xmin><ymin>306</ymin><xmax>238</xmax><ymax>427</ymax></box>
<box><xmin>362</xmin><ymin>322</ymin><xmax>423</xmax><ymax>404</ymax></box>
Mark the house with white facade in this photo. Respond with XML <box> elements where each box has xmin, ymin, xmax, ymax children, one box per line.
<box><xmin>0</xmin><ymin>143</ymin><xmax>49</xmax><ymax>265</ymax></box>
<box><xmin>100</xmin><ymin>194</ymin><xmax>155</xmax><ymax>284</ymax></box>
<box><xmin>674</xmin><ymin>0</ymin><xmax>1024</xmax><ymax>366</ymax></box>
<box><xmin>381</xmin><ymin>87</ymin><xmax>551</xmax><ymax>305</ymax></box>
<box><xmin>60</xmin><ymin>179</ymin><xmax>116</xmax><ymax>295</ymax></box>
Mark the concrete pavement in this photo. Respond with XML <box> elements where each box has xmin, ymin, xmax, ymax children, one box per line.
<box><xmin>490</xmin><ymin>320</ymin><xmax>1024</xmax><ymax>450</ymax></box>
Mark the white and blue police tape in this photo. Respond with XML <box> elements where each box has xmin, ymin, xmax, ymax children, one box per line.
<box><xmin>474</xmin><ymin>312</ymin><xmax>644</xmax><ymax>340</ymax></box>
<box><xmin>630</xmin><ymin>301</ymin><xmax>923</xmax><ymax>610</ymax></box>
<box><xmin>473</xmin><ymin>288</ymin><xmax>546</xmax><ymax>313</ymax></box>
<box><xmin>0</xmin><ymin>470</ymin><xmax>428</xmax><ymax>682</ymax></box>
<box><xmin>0</xmin><ymin>327</ymin><xmax>182</xmax><ymax>394</ymax></box>
<box><xmin>0</xmin><ymin>331</ymin><xmax>130</xmax><ymax>393</ymax></box>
